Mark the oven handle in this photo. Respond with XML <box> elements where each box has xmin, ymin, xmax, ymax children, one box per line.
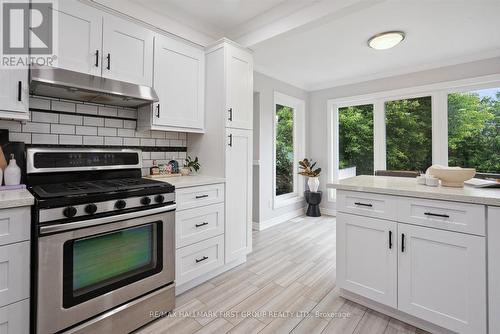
<box><xmin>39</xmin><ymin>204</ymin><xmax>176</xmax><ymax>235</ymax></box>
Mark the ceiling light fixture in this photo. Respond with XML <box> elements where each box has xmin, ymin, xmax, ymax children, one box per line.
<box><xmin>368</xmin><ymin>31</ymin><xmax>405</xmax><ymax>50</ymax></box>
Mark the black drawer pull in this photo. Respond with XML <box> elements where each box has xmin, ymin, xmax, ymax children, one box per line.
<box><xmin>106</xmin><ymin>53</ymin><xmax>111</xmax><ymax>70</ymax></box>
<box><xmin>401</xmin><ymin>233</ymin><xmax>406</xmax><ymax>253</ymax></box>
<box><xmin>354</xmin><ymin>202</ymin><xmax>373</xmax><ymax>207</ymax></box>
<box><xmin>228</xmin><ymin>108</ymin><xmax>233</xmax><ymax>121</ymax></box>
<box><xmin>424</xmin><ymin>212</ymin><xmax>450</xmax><ymax>218</ymax></box>
<box><xmin>195</xmin><ymin>256</ymin><xmax>208</xmax><ymax>263</ymax></box>
<box><xmin>196</xmin><ymin>194</ymin><xmax>209</xmax><ymax>199</ymax></box>
<box><xmin>195</xmin><ymin>222</ymin><xmax>209</xmax><ymax>228</ymax></box>
<box><xmin>156</xmin><ymin>104</ymin><xmax>160</xmax><ymax>118</ymax></box>
<box><xmin>95</xmin><ymin>50</ymin><xmax>99</xmax><ymax>67</ymax></box>
<box><xmin>228</xmin><ymin>134</ymin><xmax>233</xmax><ymax>147</ymax></box>
<box><xmin>389</xmin><ymin>231</ymin><xmax>393</xmax><ymax>249</ymax></box>
<box><xmin>18</xmin><ymin>81</ymin><xmax>22</xmax><ymax>101</ymax></box>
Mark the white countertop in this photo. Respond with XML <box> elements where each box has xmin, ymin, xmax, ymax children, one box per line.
<box><xmin>146</xmin><ymin>175</ymin><xmax>226</xmax><ymax>189</ymax></box>
<box><xmin>328</xmin><ymin>175</ymin><xmax>500</xmax><ymax>206</ymax></box>
<box><xmin>0</xmin><ymin>188</ymin><xmax>34</xmax><ymax>209</ymax></box>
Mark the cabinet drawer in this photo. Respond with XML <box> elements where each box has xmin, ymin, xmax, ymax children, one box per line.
<box><xmin>176</xmin><ymin>203</ymin><xmax>224</xmax><ymax>248</ymax></box>
<box><xmin>176</xmin><ymin>235</ymin><xmax>224</xmax><ymax>285</ymax></box>
<box><xmin>0</xmin><ymin>207</ymin><xmax>30</xmax><ymax>246</ymax></box>
<box><xmin>176</xmin><ymin>184</ymin><xmax>224</xmax><ymax>211</ymax></box>
<box><xmin>0</xmin><ymin>242</ymin><xmax>30</xmax><ymax>307</ymax></box>
<box><xmin>397</xmin><ymin>198</ymin><xmax>485</xmax><ymax>235</ymax></box>
<box><xmin>337</xmin><ymin>190</ymin><xmax>397</xmax><ymax>220</ymax></box>
<box><xmin>0</xmin><ymin>299</ymin><xmax>29</xmax><ymax>334</ymax></box>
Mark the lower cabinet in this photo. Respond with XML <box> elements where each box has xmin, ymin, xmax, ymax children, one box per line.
<box><xmin>398</xmin><ymin>223</ymin><xmax>486</xmax><ymax>334</ymax></box>
<box><xmin>0</xmin><ymin>299</ymin><xmax>30</xmax><ymax>334</ymax></box>
<box><xmin>337</xmin><ymin>211</ymin><xmax>486</xmax><ymax>334</ymax></box>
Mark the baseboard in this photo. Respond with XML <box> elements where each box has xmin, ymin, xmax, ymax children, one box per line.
<box><xmin>175</xmin><ymin>256</ymin><xmax>247</xmax><ymax>295</ymax></box>
<box><xmin>253</xmin><ymin>207</ymin><xmax>305</xmax><ymax>231</ymax></box>
<box><xmin>340</xmin><ymin>289</ymin><xmax>456</xmax><ymax>334</ymax></box>
<box><xmin>320</xmin><ymin>207</ymin><xmax>337</xmax><ymax>216</ymax></box>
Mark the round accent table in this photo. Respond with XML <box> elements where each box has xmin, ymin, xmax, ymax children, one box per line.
<box><xmin>305</xmin><ymin>190</ymin><xmax>322</xmax><ymax>217</ymax></box>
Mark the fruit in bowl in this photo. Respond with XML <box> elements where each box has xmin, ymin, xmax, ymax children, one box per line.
<box><xmin>426</xmin><ymin>165</ymin><xmax>476</xmax><ymax>187</ymax></box>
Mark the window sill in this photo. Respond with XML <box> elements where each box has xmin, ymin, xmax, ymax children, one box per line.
<box><xmin>273</xmin><ymin>195</ymin><xmax>304</xmax><ymax>209</ymax></box>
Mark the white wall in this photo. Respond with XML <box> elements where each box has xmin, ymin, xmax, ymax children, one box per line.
<box><xmin>308</xmin><ymin>56</ymin><xmax>500</xmax><ymax>213</ymax></box>
<box><xmin>253</xmin><ymin>72</ymin><xmax>309</xmax><ymax>227</ymax></box>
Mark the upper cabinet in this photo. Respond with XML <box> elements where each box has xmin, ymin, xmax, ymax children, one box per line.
<box><xmin>0</xmin><ymin>69</ymin><xmax>29</xmax><ymax>120</ymax></box>
<box><xmin>148</xmin><ymin>35</ymin><xmax>205</xmax><ymax>132</ymax></box>
<box><xmin>55</xmin><ymin>0</ymin><xmax>102</xmax><ymax>76</ymax></box>
<box><xmin>102</xmin><ymin>14</ymin><xmax>153</xmax><ymax>86</ymax></box>
<box><xmin>225</xmin><ymin>45</ymin><xmax>253</xmax><ymax>130</ymax></box>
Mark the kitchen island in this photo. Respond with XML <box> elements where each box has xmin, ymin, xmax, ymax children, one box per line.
<box><xmin>328</xmin><ymin>176</ymin><xmax>499</xmax><ymax>334</ymax></box>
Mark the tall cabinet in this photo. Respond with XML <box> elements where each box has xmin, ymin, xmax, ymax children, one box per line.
<box><xmin>189</xmin><ymin>39</ymin><xmax>253</xmax><ymax>263</ymax></box>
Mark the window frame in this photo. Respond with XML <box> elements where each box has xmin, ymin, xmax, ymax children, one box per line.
<box><xmin>327</xmin><ymin>74</ymin><xmax>500</xmax><ymax>202</ymax></box>
<box><xmin>273</xmin><ymin>91</ymin><xmax>306</xmax><ymax>208</ymax></box>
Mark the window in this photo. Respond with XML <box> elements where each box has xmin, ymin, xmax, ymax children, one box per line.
<box><xmin>338</xmin><ymin>104</ymin><xmax>374</xmax><ymax>178</ymax></box>
<box><xmin>274</xmin><ymin>92</ymin><xmax>305</xmax><ymax>206</ymax></box>
<box><xmin>448</xmin><ymin>88</ymin><xmax>500</xmax><ymax>174</ymax></box>
<box><xmin>386</xmin><ymin>96</ymin><xmax>432</xmax><ymax>172</ymax></box>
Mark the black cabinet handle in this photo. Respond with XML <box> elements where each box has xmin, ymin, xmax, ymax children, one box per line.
<box><xmin>228</xmin><ymin>134</ymin><xmax>233</xmax><ymax>147</ymax></box>
<box><xmin>354</xmin><ymin>202</ymin><xmax>372</xmax><ymax>207</ymax></box>
<box><xmin>95</xmin><ymin>50</ymin><xmax>99</xmax><ymax>67</ymax></box>
<box><xmin>424</xmin><ymin>212</ymin><xmax>450</xmax><ymax>218</ymax></box>
<box><xmin>106</xmin><ymin>53</ymin><xmax>111</xmax><ymax>70</ymax></box>
<box><xmin>195</xmin><ymin>194</ymin><xmax>209</xmax><ymax>199</ymax></box>
<box><xmin>228</xmin><ymin>108</ymin><xmax>233</xmax><ymax>121</ymax></box>
<box><xmin>195</xmin><ymin>256</ymin><xmax>208</xmax><ymax>263</ymax></box>
<box><xmin>195</xmin><ymin>222</ymin><xmax>209</xmax><ymax>228</ymax></box>
<box><xmin>389</xmin><ymin>231</ymin><xmax>393</xmax><ymax>249</ymax></box>
<box><xmin>156</xmin><ymin>104</ymin><xmax>160</xmax><ymax>118</ymax></box>
<box><xmin>17</xmin><ymin>81</ymin><xmax>22</xmax><ymax>101</ymax></box>
<box><xmin>401</xmin><ymin>233</ymin><xmax>406</xmax><ymax>252</ymax></box>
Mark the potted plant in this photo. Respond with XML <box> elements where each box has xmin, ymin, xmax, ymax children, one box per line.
<box><xmin>298</xmin><ymin>158</ymin><xmax>321</xmax><ymax>192</ymax></box>
<box><xmin>181</xmin><ymin>156</ymin><xmax>200</xmax><ymax>176</ymax></box>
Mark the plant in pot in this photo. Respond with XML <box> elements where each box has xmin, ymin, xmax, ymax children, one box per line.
<box><xmin>298</xmin><ymin>158</ymin><xmax>321</xmax><ymax>192</ymax></box>
<box><xmin>181</xmin><ymin>156</ymin><xmax>200</xmax><ymax>176</ymax></box>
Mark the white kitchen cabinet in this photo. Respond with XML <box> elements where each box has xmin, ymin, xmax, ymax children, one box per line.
<box><xmin>55</xmin><ymin>0</ymin><xmax>102</xmax><ymax>75</ymax></box>
<box><xmin>0</xmin><ymin>241</ymin><xmax>30</xmax><ymax>307</ymax></box>
<box><xmin>0</xmin><ymin>69</ymin><xmax>28</xmax><ymax>120</ymax></box>
<box><xmin>102</xmin><ymin>14</ymin><xmax>153</xmax><ymax>86</ymax></box>
<box><xmin>337</xmin><ymin>212</ymin><xmax>397</xmax><ymax>308</ymax></box>
<box><xmin>488</xmin><ymin>207</ymin><xmax>500</xmax><ymax>334</ymax></box>
<box><xmin>398</xmin><ymin>223</ymin><xmax>486</xmax><ymax>334</ymax></box>
<box><xmin>225</xmin><ymin>128</ymin><xmax>252</xmax><ymax>262</ymax></box>
<box><xmin>150</xmin><ymin>35</ymin><xmax>204</xmax><ymax>132</ymax></box>
<box><xmin>225</xmin><ymin>44</ymin><xmax>253</xmax><ymax>130</ymax></box>
<box><xmin>0</xmin><ymin>299</ymin><xmax>29</xmax><ymax>334</ymax></box>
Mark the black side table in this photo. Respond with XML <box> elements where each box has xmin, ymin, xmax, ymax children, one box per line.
<box><xmin>305</xmin><ymin>190</ymin><xmax>322</xmax><ymax>217</ymax></box>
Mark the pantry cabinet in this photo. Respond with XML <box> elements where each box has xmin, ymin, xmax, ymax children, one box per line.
<box><xmin>0</xmin><ymin>69</ymin><xmax>29</xmax><ymax>120</ymax></box>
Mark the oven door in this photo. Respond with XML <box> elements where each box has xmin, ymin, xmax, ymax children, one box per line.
<box><xmin>37</xmin><ymin>206</ymin><xmax>175</xmax><ymax>334</ymax></box>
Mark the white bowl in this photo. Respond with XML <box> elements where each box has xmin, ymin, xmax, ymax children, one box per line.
<box><xmin>426</xmin><ymin>165</ymin><xmax>476</xmax><ymax>187</ymax></box>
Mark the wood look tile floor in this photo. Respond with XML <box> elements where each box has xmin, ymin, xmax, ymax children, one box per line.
<box><xmin>137</xmin><ymin>216</ymin><xmax>430</xmax><ymax>334</ymax></box>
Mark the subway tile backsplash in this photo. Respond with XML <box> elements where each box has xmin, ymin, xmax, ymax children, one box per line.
<box><xmin>0</xmin><ymin>96</ymin><xmax>188</xmax><ymax>176</ymax></box>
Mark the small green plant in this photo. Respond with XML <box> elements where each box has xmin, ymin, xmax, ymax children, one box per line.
<box><xmin>298</xmin><ymin>158</ymin><xmax>321</xmax><ymax>177</ymax></box>
<box><xmin>184</xmin><ymin>156</ymin><xmax>200</xmax><ymax>172</ymax></box>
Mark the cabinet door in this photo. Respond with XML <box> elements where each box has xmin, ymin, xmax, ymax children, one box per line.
<box><xmin>225</xmin><ymin>129</ymin><xmax>252</xmax><ymax>262</ymax></box>
<box><xmin>102</xmin><ymin>14</ymin><xmax>153</xmax><ymax>86</ymax></box>
<box><xmin>0</xmin><ymin>69</ymin><xmax>28</xmax><ymax>118</ymax></box>
<box><xmin>226</xmin><ymin>45</ymin><xmax>253</xmax><ymax>130</ymax></box>
<box><xmin>55</xmin><ymin>0</ymin><xmax>102</xmax><ymax>75</ymax></box>
<box><xmin>489</xmin><ymin>207</ymin><xmax>500</xmax><ymax>334</ymax></box>
<box><xmin>153</xmin><ymin>35</ymin><xmax>204</xmax><ymax>131</ymax></box>
<box><xmin>398</xmin><ymin>223</ymin><xmax>486</xmax><ymax>334</ymax></box>
<box><xmin>336</xmin><ymin>212</ymin><xmax>397</xmax><ymax>308</ymax></box>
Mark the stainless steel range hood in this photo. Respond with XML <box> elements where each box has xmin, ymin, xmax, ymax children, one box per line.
<box><xmin>30</xmin><ymin>67</ymin><xmax>159</xmax><ymax>108</ymax></box>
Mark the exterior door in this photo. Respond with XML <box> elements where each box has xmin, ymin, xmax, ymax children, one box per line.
<box><xmin>225</xmin><ymin>129</ymin><xmax>252</xmax><ymax>262</ymax></box>
<box><xmin>336</xmin><ymin>212</ymin><xmax>397</xmax><ymax>308</ymax></box>
<box><xmin>102</xmin><ymin>14</ymin><xmax>153</xmax><ymax>86</ymax></box>
<box><xmin>0</xmin><ymin>69</ymin><xmax>28</xmax><ymax>118</ymax></box>
<box><xmin>55</xmin><ymin>0</ymin><xmax>102</xmax><ymax>75</ymax></box>
<box><xmin>398</xmin><ymin>223</ymin><xmax>486</xmax><ymax>334</ymax></box>
<box><xmin>153</xmin><ymin>35</ymin><xmax>204</xmax><ymax>131</ymax></box>
<box><xmin>226</xmin><ymin>45</ymin><xmax>253</xmax><ymax>130</ymax></box>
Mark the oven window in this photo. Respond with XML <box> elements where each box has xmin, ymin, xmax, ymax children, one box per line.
<box><xmin>63</xmin><ymin>223</ymin><xmax>163</xmax><ymax>308</ymax></box>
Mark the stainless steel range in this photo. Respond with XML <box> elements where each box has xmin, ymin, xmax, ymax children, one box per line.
<box><xmin>27</xmin><ymin>148</ymin><xmax>176</xmax><ymax>334</ymax></box>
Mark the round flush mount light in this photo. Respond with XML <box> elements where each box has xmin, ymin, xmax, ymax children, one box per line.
<box><xmin>368</xmin><ymin>31</ymin><xmax>405</xmax><ymax>50</ymax></box>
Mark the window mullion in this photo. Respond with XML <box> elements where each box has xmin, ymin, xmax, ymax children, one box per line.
<box><xmin>432</xmin><ymin>91</ymin><xmax>448</xmax><ymax>166</ymax></box>
<box><xmin>373</xmin><ymin>99</ymin><xmax>386</xmax><ymax>171</ymax></box>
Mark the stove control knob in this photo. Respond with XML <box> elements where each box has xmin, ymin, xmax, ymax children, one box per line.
<box><xmin>155</xmin><ymin>195</ymin><xmax>165</xmax><ymax>204</ymax></box>
<box><xmin>63</xmin><ymin>206</ymin><xmax>77</xmax><ymax>218</ymax></box>
<box><xmin>141</xmin><ymin>197</ymin><xmax>152</xmax><ymax>205</ymax></box>
<box><xmin>85</xmin><ymin>204</ymin><xmax>98</xmax><ymax>215</ymax></box>
<box><xmin>115</xmin><ymin>200</ymin><xmax>127</xmax><ymax>210</ymax></box>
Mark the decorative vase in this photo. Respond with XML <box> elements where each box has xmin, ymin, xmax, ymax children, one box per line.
<box><xmin>4</xmin><ymin>154</ymin><xmax>21</xmax><ymax>186</ymax></box>
<box><xmin>180</xmin><ymin>167</ymin><xmax>190</xmax><ymax>176</ymax></box>
<box><xmin>308</xmin><ymin>176</ymin><xmax>320</xmax><ymax>193</ymax></box>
